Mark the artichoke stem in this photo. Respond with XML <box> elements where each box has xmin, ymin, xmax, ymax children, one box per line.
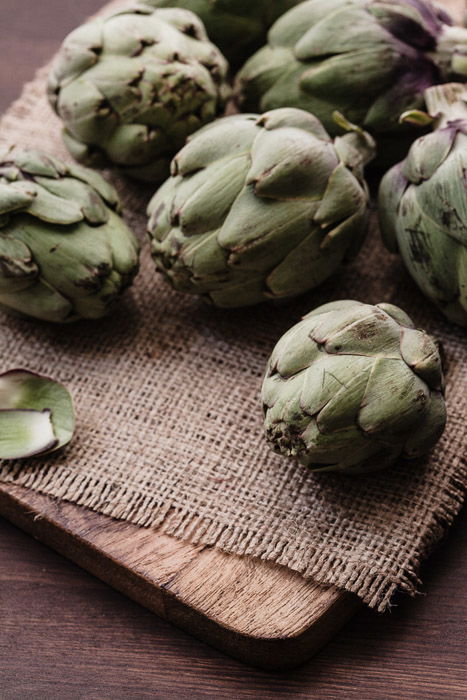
<box><xmin>424</xmin><ymin>82</ymin><xmax>467</xmax><ymax>128</ymax></box>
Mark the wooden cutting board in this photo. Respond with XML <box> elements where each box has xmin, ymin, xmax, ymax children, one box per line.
<box><xmin>0</xmin><ymin>482</ymin><xmax>360</xmax><ymax>670</ymax></box>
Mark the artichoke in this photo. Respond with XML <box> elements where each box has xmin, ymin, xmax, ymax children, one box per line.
<box><xmin>147</xmin><ymin>108</ymin><xmax>374</xmax><ymax>308</ymax></box>
<box><xmin>138</xmin><ymin>0</ymin><xmax>303</xmax><ymax>70</ymax></box>
<box><xmin>236</xmin><ymin>0</ymin><xmax>467</xmax><ymax>149</ymax></box>
<box><xmin>262</xmin><ymin>300</ymin><xmax>446</xmax><ymax>474</ymax></box>
<box><xmin>47</xmin><ymin>5</ymin><xmax>230</xmax><ymax>182</ymax></box>
<box><xmin>379</xmin><ymin>83</ymin><xmax>467</xmax><ymax>327</ymax></box>
<box><xmin>0</xmin><ymin>150</ymin><xmax>139</xmax><ymax>323</ymax></box>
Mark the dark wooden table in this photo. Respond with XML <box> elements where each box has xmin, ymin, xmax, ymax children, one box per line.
<box><xmin>0</xmin><ymin>2</ymin><xmax>466</xmax><ymax>698</ymax></box>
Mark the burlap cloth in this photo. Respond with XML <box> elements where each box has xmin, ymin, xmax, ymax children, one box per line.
<box><xmin>0</xmin><ymin>0</ymin><xmax>466</xmax><ymax>612</ymax></box>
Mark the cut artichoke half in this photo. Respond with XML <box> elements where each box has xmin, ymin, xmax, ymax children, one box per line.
<box><xmin>0</xmin><ymin>369</ymin><xmax>75</xmax><ymax>459</ymax></box>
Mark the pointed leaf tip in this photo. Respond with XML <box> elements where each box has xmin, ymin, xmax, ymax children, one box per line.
<box><xmin>399</xmin><ymin>110</ymin><xmax>434</xmax><ymax>127</ymax></box>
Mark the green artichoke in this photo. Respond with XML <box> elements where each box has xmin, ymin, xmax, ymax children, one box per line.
<box><xmin>47</xmin><ymin>5</ymin><xmax>230</xmax><ymax>183</ymax></box>
<box><xmin>147</xmin><ymin>108</ymin><xmax>374</xmax><ymax>308</ymax></box>
<box><xmin>262</xmin><ymin>300</ymin><xmax>446</xmax><ymax>474</ymax></box>
<box><xmin>139</xmin><ymin>0</ymin><xmax>303</xmax><ymax>70</ymax></box>
<box><xmin>0</xmin><ymin>150</ymin><xmax>139</xmax><ymax>323</ymax></box>
<box><xmin>379</xmin><ymin>83</ymin><xmax>467</xmax><ymax>327</ymax></box>
<box><xmin>236</xmin><ymin>0</ymin><xmax>467</xmax><ymax>147</ymax></box>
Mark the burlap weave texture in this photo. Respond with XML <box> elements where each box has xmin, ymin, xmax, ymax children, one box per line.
<box><xmin>0</xmin><ymin>0</ymin><xmax>465</xmax><ymax>611</ymax></box>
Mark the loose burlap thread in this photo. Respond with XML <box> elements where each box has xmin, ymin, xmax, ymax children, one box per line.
<box><xmin>0</xmin><ymin>0</ymin><xmax>466</xmax><ymax>611</ymax></box>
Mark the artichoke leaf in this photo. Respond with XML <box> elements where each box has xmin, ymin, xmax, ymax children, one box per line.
<box><xmin>378</xmin><ymin>164</ymin><xmax>407</xmax><ymax>252</ymax></box>
<box><xmin>247</xmin><ymin>128</ymin><xmax>338</xmax><ymax>199</ymax></box>
<box><xmin>295</xmin><ymin>8</ymin><xmax>389</xmax><ymax>60</ymax></box>
<box><xmin>34</xmin><ymin>176</ymin><xmax>109</xmax><ymax>225</ymax></box>
<box><xmin>414</xmin><ymin>152</ymin><xmax>467</xmax><ymax>246</ymax></box>
<box><xmin>268</xmin><ymin>0</ymin><xmax>348</xmax><ymax>48</ymax></box>
<box><xmin>299</xmin><ymin>46</ymin><xmax>398</xmax><ymax>97</ymax></box>
<box><xmin>0</xmin><ymin>409</ymin><xmax>58</xmax><ymax>460</ymax></box>
<box><xmin>402</xmin><ymin>128</ymin><xmax>457</xmax><ymax>183</ymax></box>
<box><xmin>377</xmin><ymin>302</ymin><xmax>414</xmax><ymax>327</ymax></box>
<box><xmin>265</xmin><ymin>371</ymin><xmax>308</xmax><ymax>425</ymax></box>
<box><xmin>50</xmin><ymin>21</ymin><xmax>104</xmax><ymax>85</ymax></box>
<box><xmin>259</xmin><ymin>107</ymin><xmax>331</xmax><ymax>140</ymax></box>
<box><xmin>13</xmin><ymin>150</ymin><xmax>63</xmax><ymax>179</ymax></box>
<box><xmin>301</xmin><ymin>354</ymin><xmax>370</xmax><ymax>419</ymax></box>
<box><xmin>272</xmin><ymin>321</ymin><xmax>321</xmax><ymax>378</ymax></box>
<box><xmin>58</xmin><ymin>79</ymin><xmax>118</xmax><ymax>143</ymax></box>
<box><xmin>403</xmin><ymin>391</ymin><xmax>446</xmax><ymax>457</ymax></box>
<box><xmin>322</xmin><ymin>309</ymin><xmax>401</xmax><ymax>358</ymax></box>
<box><xmin>218</xmin><ymin>185</ymin><xmax>311</xmax><ymax>256</ymax></box>
<box><xmin>0</xmin><ymin>183</ymin><xmax>35</xmax><ymax>216</ymax></box>
<box><xmin>310</xmin><ymin>302</ymin><xmax>387</xmax><ymax>347</ymax></box>
<box><xmin>315</xmin><ymin>163</ymin><xmax>366</xmax><ymax>228</ymax></box>
<box><xmin>0</xmin><ymin>369</ymin><xmax>75</xmax><ymax>457</ymax></box>
<box><xmin>173</xmin><ymin>116</ymin><xmax>257</xmax><ymax>176</ymax></box>
<box><xmin>0</xmin><ymin>279</ymin><xmax>73</xmax><ymax>323</ymax></box>
<box><xmin>400</xmin><ymin>327</ymin><xmax>444</xmax><ymax>389</ymax></box>
<box><xmin>358</xmin><ymin>357</ymin><xmax>429</xmax><ymax>435</ymax></box>
<box><xmin>208</xmin><ymin>276</ymin><xmax>265</xmax><ymax>308</ymax></box>
<box><xmin>66</xmin><ymin>162</ymin><xmax>119</xmax><ymax>209</ymax></box>
<box><xmin>364</xmin><ymin>71</ymin><xmax>432</xmax><ymax>131</ymax></box>
<box><xmin>0</xmin><ymin>236</ymin><xmax>38</xmax><ymax>292</ymax></box>
<box><xmin>177</xmin><ymin>155</ymin><xmax>251</xmax><ymax>235</ymax></box>
<box><xmin>316</xmin><ymin>364</ymin><xmax>373</xmax><ymax>432</ymax></box>
<box><xmin>266</xmin><ymin>225</ymin><xmax>342</xmax><ymax>297</ymax></box>
<box><xmin>303</xmin><ymin>299</ymin><xmax>363</xmax><ymax>320</ymax></box>
<box><xmin>180</xmin><ymin>229</ymin><xmax>229</xmax><ymax>281</ymax></box>
<box><xmin>12</xmin><ymin>180</ymin><xmax>85</xmax><ymax>225</ymax></box>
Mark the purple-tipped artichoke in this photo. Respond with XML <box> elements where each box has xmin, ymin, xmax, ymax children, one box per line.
<box><xmin>262</xmin><ymin>300</ymin><xmax>446</xmax><ymax>474</ymax></box>
<box><xmin>379</xmin><ymin>83</ymin><xmax>467</xmax><ymax>326</ymax></box>
<box><xmin>236</xmin><ymin>0</ymin><xmax>467</xmax><ymax>153</ymax></box>
<box><xmin>47</xmin><ymin>5</ymin><xmax>230</xmax><ymax>183</ymax></box>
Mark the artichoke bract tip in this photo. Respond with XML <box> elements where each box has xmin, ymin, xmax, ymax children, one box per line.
<box><xmin>261</xmin><ymin>301</ymin><xmax>446</xmax><ymax>475</ymax></box>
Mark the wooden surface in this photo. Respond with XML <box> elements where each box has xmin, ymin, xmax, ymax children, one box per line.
<box><xmin>1</xmin><ymin>0</ymin><xmax>466</xmax><ymax>697</ymax></box>
<box><xmin>1</xmin><ymin>488</ymin><xmax>466</xmax><ymax>699</ymax></box>
<box><xmin>0</xmin><ymin>482</ymin><xmax>359</xmax><ymax>671</ymax></box>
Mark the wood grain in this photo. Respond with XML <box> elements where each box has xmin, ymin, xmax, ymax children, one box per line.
<box><xmin>1</xmin><ymin>502</ymin><xmax>466</xmax><ymax>699</ymax></box>
<box><xmin>0</xmin><ymin>482</ymin><xmax>360</xmax><ymax>670</ymax></box>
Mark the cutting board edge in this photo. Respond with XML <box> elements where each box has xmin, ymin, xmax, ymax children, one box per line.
<box><xmin>0</xmin><ymin>482</ymin><xmax>360</xmax><ymax>670</ymax></box>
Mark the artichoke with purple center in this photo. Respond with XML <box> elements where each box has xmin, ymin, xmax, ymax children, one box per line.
<box><xmin>236</xmin><ymin>0</ymin><xmax>467</xmax><ymax>160</ymax></box>
<box><xmin>379</xmin><ymin>83</ymin><xmax>467</xmax><ymax>326</ymax></box>
<box><xmin>262</xmin><ymin>300</ymin><xmax>446</xmax><ymax>474</ymax></box>
<box><xmin>0</xmin><ymin>150</ymin><xmax>139</xmax><ymax>323</ymax></box>
<box><xmin>147</xmin><ymin>108</ymin><xmax>374</xmax><ymax>307</ymax></box>
<box><xmin>47</xmin><ymin>5</ymin><xmax>230</xmax><ymax>183</ymax></box>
